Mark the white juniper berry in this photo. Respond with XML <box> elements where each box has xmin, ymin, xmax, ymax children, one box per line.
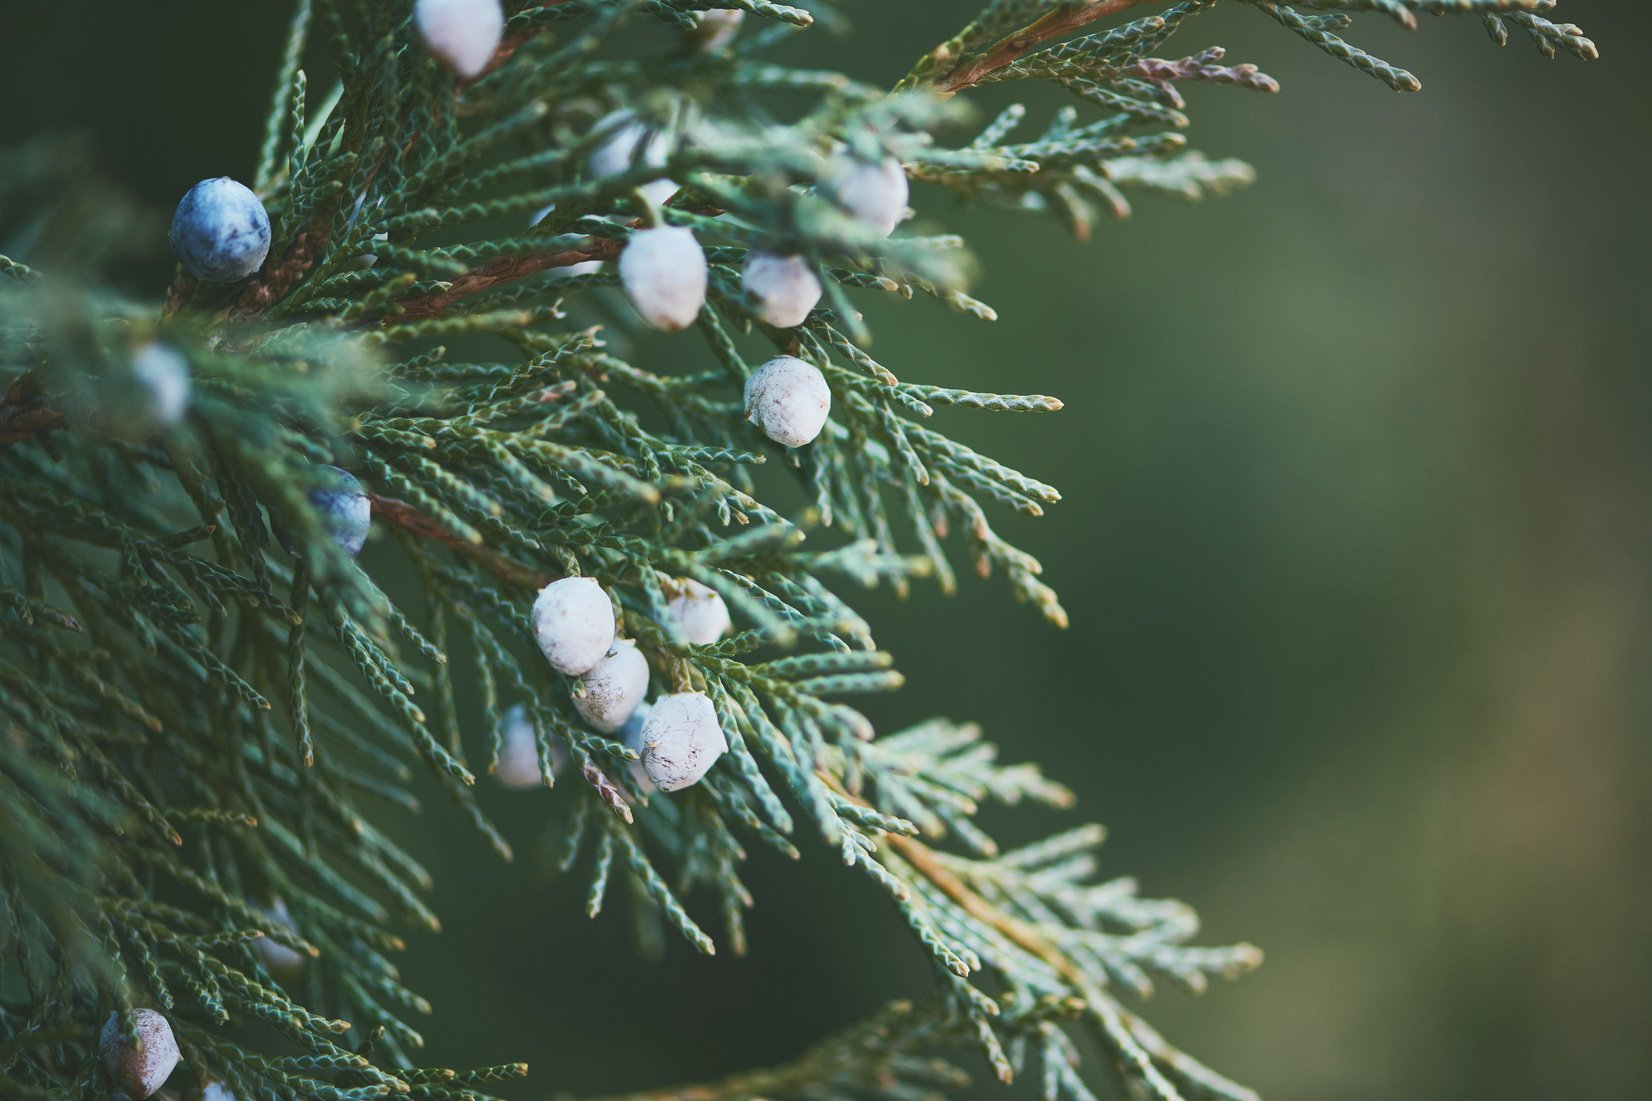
<box><xmin>687</xmin><ymin>10</ymin><xmax>744</xmax><ymax>52</ymax></box>
<box><xmin>413</xmin><ymin>0</ymin><xmax>504</xmax><ymax>80</ymax></box>
<box><xmin>618</xmin><ymin>225</ymin><xmax>707</xmax><ymax>331</ymax></box>
<box><xmin>741</xmin><ymin>251</ymin><xmax>823</xmax><ymax>328</ymax></box>
<box><xmin>254</xmin><ymin>897</ymin><xmax>306</xmax><ymax>975</ymax></box>
<box><xmin>494</xmin><ymin>703</ymin><xmax>549</xmax><ymax>789</ymax></box>
<box><xmin>104</xmin><ymin>342</ymin><xmax>191</xmax><ymax>439</ymax></box>
<box><xmin>665</xmin><ymin>578</ymin><xmax>732</xmax><ymax>645</ymax></box>
<box><xmin>573</xmin><ymin>639</ymin><xmax>651</xmax><ymax>733</ymax></box>
<box><xmin>744</xmin><ymin>356</ymin><xmax>832</xmax><ymax>448</ymax></box>
<box><xmin>641</xmin><ymin>691</ymin><xmax>727</xmax><ymax>793</ymax></box>
<box><xmin>824</xmin><ymin>156</ymin><xmax>909</xmax><ymax>238</ymax></box>
<box><xmin>531</xmin><ymin>576</ymin><xmax>616</xmax><ymax>675</ymax></box>
<box><xmin>98</xmin><ymin>1010</ymin><xmax>179</xmax><ymax>1100</ymax></box>
<box><xmin>588</xmin><ymin>110</ymin><xmax>678</xmax><ymax>208</ymax></box>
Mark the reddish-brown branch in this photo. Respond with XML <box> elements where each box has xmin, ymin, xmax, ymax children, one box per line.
<box><xmin>391</xmin><ymin>239</ymin><xmax>623</xmax><ymax>322</ymax></box>
<box><xmin>369</xmin><ymin>493</ymin><xmax>551</xmax><ymax>589</ymax></box>
<box><xmin>0</xmin><ymin>374</ymin><xmax>64</xmax><ymax>447</ymax></box>
<box><xmin>929</xmin><ymin>0</ymin><xmax>1158</xmax><ymax>93</ymax></box>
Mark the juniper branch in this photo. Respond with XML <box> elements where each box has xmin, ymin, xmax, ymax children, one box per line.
<box><xmin>0</xmin><ymin>3</ymin><xmax>1597</xmax><ymax>1101</ymax></box>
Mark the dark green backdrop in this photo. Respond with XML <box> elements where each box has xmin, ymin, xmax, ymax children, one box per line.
<box><xmin>4</xmin><ymin>4</ymin><xmax>1647</xmax><ymax>1100</ymax></box>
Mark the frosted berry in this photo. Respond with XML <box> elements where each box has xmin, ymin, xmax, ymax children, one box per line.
<box><xmin>687</xmin><ymin>10</ymin><xmax>744</xmax><ymax>51</ymax></box>
<box><xmin>825</xmin><ymin>156</ymin><xmax>908</xmax><ymax>237</ymax></box>
<box><xmin>169</xmin><ymin>178</ymin><xmax>270</xmax><ymax>282</ymax></box>
<box><xmin>277</xmin><ymin>465</ymin><xmax>371</xmax><ymax>558</ymax></box>
<box><xmin>107</xmin><ymin>342</ymin><xmax>190</xmax><ymax>438</ymax></box>
<box><xmin>202</xmin><ymin>1083</ymin><xmax>237</xmax><ymax>1101</ymax></box>
<box><xmin>531</xmin><ymin>576</ymin><xmax>616</xmax><ymax>675</ymax></box>
<box><xmin>588</xmin><ymin>111</ymin><xmax>678</xmax><ymax>207</ymax></box>
<box><xmin>641</xmin><ymin>692</ymin><xmax>727</xmax><ymax>792</ymax></box>
<box><xmin>619</xmin><ymin>226</ymin><xmax>707</xmax><ymax>331</ymax></box>
<box><xmin>741</xmin><ymin>251</ymin><xmax>822</xmax><ymax>329</ymax></box>
<box><xmin>744</xmin><ymin>356</ymin><xmax>832</xmax><ymax>448</ymax></box>
<box><xmin>255</xmin><ymin>897</ymin><xmax>306</xmax><ymax>974</ymax></box>
<box><xmin>495</xmin><ymin>703</ymin><xmax>549</xmax><ymax>788</ymax></box>
<box><xmin>574</xmin><ymin>639</ymin><xmax>650</xmax><ymax>733</ymax></box>
<box><xmin>414</xmin><ymin>0</ymin><xmax>505</xmax><ymax>79</ymax></box>
<box><xmin>665</xmin><ymin>579</ymin><xmax>731</xmax><ymax>645</ymax></box>
<box><xmin>99</xmin><ymin>1009</ymin><xmax>180</xmax><ymax>1100</ymax></box>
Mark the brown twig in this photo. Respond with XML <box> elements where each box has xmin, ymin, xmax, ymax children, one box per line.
<box><xmin>369</xmin><ymin>492</ymin><xmax>551</xmax><ymax>589</ymax></box>
<box><xmin>392</xmin><ymin>192</ymin><xmax>726</xmax><ymax>323</ymax></box>
<box><xmin>0</xmin><ymin>374</ymin><xmax>65</xmax><ymax>447</ymax></box>
<box><xmin>926</xmin><ymin>0</ymin><xmax>1158</xmax><ymax>94</ymax></box>
<box><xmin>391</xmin><ymin>239</ymin><xmax>623</xmax><ymax>322</ymax></box>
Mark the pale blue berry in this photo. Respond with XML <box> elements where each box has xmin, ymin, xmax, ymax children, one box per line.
<box><xmin>276</xmin><ymin>465</ymin><xmax>371</xmax><ymax>558</ymax></box>
<box><xmin>169</xmin><ymin>178</ymin><xmax>271</xmax><ymax>282</ymax></box>
<box><xmin>128</xmin><ymin>343</ymin><xmax>191</xmax><ymax>426</ymax></box>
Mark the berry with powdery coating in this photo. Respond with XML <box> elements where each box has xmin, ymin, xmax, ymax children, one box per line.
<box><xmin>619</xmin><ymin>226</ymin><xmax>707</xmax><ymax>331</ymax></box>
<box><xmin>742</xmin><ymin>251</ymin><xmax>822</xmax><ymax>328</ymax></box>
<box><xmin>824</xmin><ymin>156</ymin><xmax>909</xmax><ymax>238</ymax></box>
<box><xmin>641</xmin><ymin>692</ymin><xmax>727</xmax><ymax>792</ymax></box>
<box><xmin>573</xmin><ymin>639</ymin><xmax>650</xmax><ymax>733</ymax></box>
<box><xmin>169</xmin><ymin>178</ymin><xmax>270</xmax><ymax>282</ymax></box>
<box><xmin>414</xmin><ymin>0</ymin><xmax>505</xmax><ymax>79</ymax></box>
<box><xmin>665</xmin><ymin>578</ymin><xmax>732</xmax><ymax>645</ymax></box>
<box><xmin>744</xmin><ymin>356</ymin><xmax>832</xmax><ymax>448</ymax></box>
<box><xmin>531</xmin><ymin>576</ymin><xmax>616</xmax><ymax>675</ymax></box>
<box><xmin>99</xmin><ymin>1009</ymin><xmax>180</xmax><ymax>1100</ymax></box>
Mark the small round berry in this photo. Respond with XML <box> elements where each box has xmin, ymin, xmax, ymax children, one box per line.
<box><xmin>414</xmin><ymin>0</ymin><xmax>505</xmax><ymax>79</ymax></box>
<box><xmin>202</xmin><ymin>1083</ymin><xmax>237</xmax><ymax>1101</ymax></box>
<box><xmin>744</xmin><ymin>356</ymin><xmax>832</xmax><ymax>448</ymax></box>
<box><xmin>665</xmin><ymin>579</ymin><xmax>732</xmax><ymax>645</ymax></box>
<box><xmin>687</xmin><ymin>10</ymin><xmax>743</xmax><ymax>51</ymax></box>
<box><xmin>99</xmin><ymin>1009</ymin><xmax>180</xmax><ymax>1100</ymax></box>
<box><xmin>169</xmin><ymin>178</ymin><xmax>270</xmax><ymax>282</ymax></box>
<box><xmin>495</xmin><ymin>703</ymin><xmax>552</xmax><ymax>788</ymax></box>
<box><xmin>130</xmin><ymin>343</ymin><xmax>190</xmax><ymax>425</ymax></box>
<box><xmin>107</xmin><ymin>343</ymin><xmax>190</xmax><ymax>438</ymax></box>
<box><xmin>741</xmin><ymin>251</ymin><xmax>822</xmax><ymax>329</ymax></box>
<box><xmin>574</xmin><ymin>639</ymin><xmax>650</xmax><ymax>733</ymax></box>
<box><xmin>619</xmin><ymin>226</ymin><xmax>707</xmax><ymax>332</ymax></box>
<box><xmin>255</xmin><ymin>897</ymin><xmax>306</xmax><ymax>975</ymax></box>
<box><xmin>825</xmin><ymin>156</ymin><xmax>908</xmax><ymax>238</ymax></box>
<box><xmin>276</xmin><ymin>465</ymin><xmax>371</xmax><ymax>559</ymax></box>
<box><xmin>531</xmin><ymin>577</ymin><xmax>616</xmax><ymax>675</ymax></box>
<box><xmin>588</xmin><ymin>111</ymin><xmax>678</xmax><ymax>208</ymax></box>
<box><xmin>641</xmin><ymin>692</ymin><xmax>727</xmax><ymax>792</ymax></box>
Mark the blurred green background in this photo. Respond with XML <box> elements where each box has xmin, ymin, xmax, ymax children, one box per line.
<box><xmin>4</xmin><ymin>4</ymin><xmax>1648</xmax><ymax>1100</ymax></box>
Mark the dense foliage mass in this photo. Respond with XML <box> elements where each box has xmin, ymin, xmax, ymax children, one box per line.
<box><xmin>0</xmin><ymin>2</ymin><xmax>1593</xmax><ymax>1100</ymax></box>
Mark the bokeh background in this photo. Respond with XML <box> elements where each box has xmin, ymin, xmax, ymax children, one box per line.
<box><xmin>4</xmin><ymin>4</ymin><xmax>1648</xmax><ymax>1100</ymax></box>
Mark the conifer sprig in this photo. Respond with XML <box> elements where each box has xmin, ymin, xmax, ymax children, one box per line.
<box><xmin>0</xmin><ymin>2</ymin><xmax>1594</xmax><ymax>1100</ymax></box>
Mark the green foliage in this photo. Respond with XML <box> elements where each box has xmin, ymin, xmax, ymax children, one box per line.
<box><xmin>0</xmin><ymin>2</ymin><xmax>1593</xmax><ymax>1100</ymax></box>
